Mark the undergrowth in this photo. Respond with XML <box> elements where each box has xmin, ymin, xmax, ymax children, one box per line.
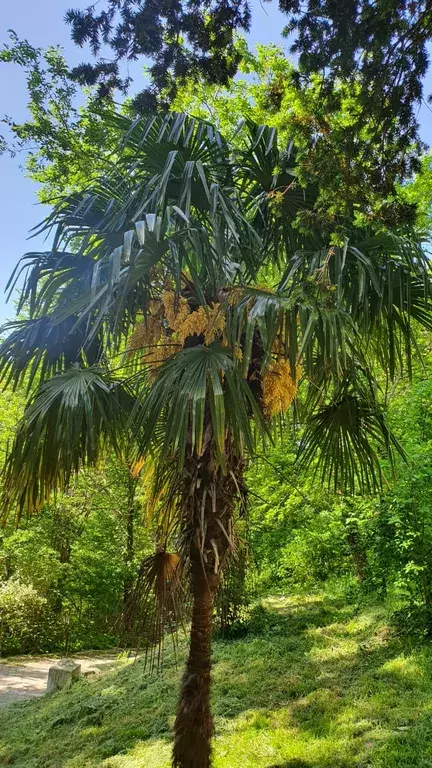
<box><xmin>1</xmin><ymin>594</ymin><xmax>432</xmax><ymax>767</ymax></box>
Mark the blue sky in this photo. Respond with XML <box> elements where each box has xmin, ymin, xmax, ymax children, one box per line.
<box><xmin>1</xmin><ymin>1</ymin><xmax>432</xmax><ymax>324</ymax></box>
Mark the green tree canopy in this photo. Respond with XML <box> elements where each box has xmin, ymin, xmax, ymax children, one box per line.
<box><xmin>2</xmin><ymin>36</ymin><xmax>429</xmax><ymax>227</ymax></box>
<box><xmin>64</xmin><ymin>0</ymin><xmax>432</xmax><ymax>204</ymax></box>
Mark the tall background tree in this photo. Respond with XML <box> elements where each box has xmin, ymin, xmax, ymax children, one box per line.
<box><xmin>65</xmin><ymin>0</ymin><xmax>432</xmax><ymax>209</ymax></box>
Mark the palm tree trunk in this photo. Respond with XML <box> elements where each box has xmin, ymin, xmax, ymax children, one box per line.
<box><xmin>173</xmin><ymin>552</ymin><xmax>219</xmax><ymax>768</ymax></box>
<box><xmin>172</xmin><ymin>438</ymin><xmax>244</xmax><ymax>768</ymax></box>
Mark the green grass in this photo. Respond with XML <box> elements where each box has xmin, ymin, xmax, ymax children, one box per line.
<box><xmin>2</xmin><ymin>594</ymin><xmax>432</xmax><ymax>767</ymax></box>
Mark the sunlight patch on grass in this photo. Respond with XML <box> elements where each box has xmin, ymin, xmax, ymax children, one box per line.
<box><xmin>100</xmin><ymin>685</ymin><xmax>127</xmax><ymax>697</ymax></box>
<box><xmin>306</xmin><ymin>637</ymin><xmax>359</xmax><ymax>662</ymax></box>
<box><xmin>102</xmin><ymin>739</ymin><xmax>171</xmax><ymax>768</ymax></box>
<box><xmin>378</xmin><ymin>655</ymin><xmax>424</xmax><ymax>680</ymax></box>
<box><xmin>214</xmin><ymin>724</ymin><xmax>357</xmax><ymax>768</ymax></box>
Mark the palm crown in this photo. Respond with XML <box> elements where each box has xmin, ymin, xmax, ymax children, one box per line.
<box><xmin>1</xmin><ymin>112</ymin><xmax>432</xmax><ymax>768</ymax></box>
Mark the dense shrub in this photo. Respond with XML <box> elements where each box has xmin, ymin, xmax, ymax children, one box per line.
<box><xmin>0</xmin><ymin>580</ymin><xmax>52</xmax><ymax>655</ymax></box>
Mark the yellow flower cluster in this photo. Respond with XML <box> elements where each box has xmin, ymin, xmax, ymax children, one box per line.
<box><xmin>179</xmin><ymin>304</ymin><xmax>225</xmax><ymax>344</ymax></box>
<box><xmin>129</xmin><ymin>316</ymin><xmax>160</xmax><ymax>352</ymax></box>
<box><xmin>129</xmin><ymin>290</ymin><xmax>229</xmax><ymax>377</ymax></box>
<box><xmin>128</xmin><ymin>321</ymin><xmax>148</xmax><ymax>352</ymax></box>
<box><xmin>204</xmin><ymin>304</ymin><xmax>226</xmax><ymax>345</ymax></box>
<box><xmin>142</xmin><ymin>342</ymin><xmax>179</xmax><ymax>374</ymax></box>
<box><xmin>129</xmin><ymin>301</ymin><xmax>163</xmax><ymax>352</ymax></box>
<box><xmin>262</xmin><ymin>360</ymin><xmax>301</xmax><ymax>418</ymax></box>
<box><xmin>161</xmin><ymin>290</ymin><xmax>190</xmax><ymax>333</ymax></box>
<box><xmin>162</xmin><ymin>290</ymin><xmax>225</xmax><ymax>345</ymax></box>
<box><xmin>129</xmin><ymin>299</ymin><xmax>179</xmax><ymax>377</ymax></box>
<box><xmin>226</xmin><ymin>287</ymin><xmax>244</xmax><ymax>307</ymax></box>
<box><xmin>233</xmin><ymin>342</ymin><xmax>243</xmax><ymax>361</ymax></box>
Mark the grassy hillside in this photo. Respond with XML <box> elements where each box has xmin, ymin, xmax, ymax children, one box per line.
<box><xmin>1</xmin><ymin>594</ymin><xmax>432</xmax><ymax>768</ymax></box>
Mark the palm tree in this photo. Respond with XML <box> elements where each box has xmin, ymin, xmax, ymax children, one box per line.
<box><xmin>1</xmin><ymin>113</ymin><xmax>431</xmax><ymax>768</ymax></box>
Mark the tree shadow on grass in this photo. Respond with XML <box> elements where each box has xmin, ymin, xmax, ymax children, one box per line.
<box><xmin>0</xmin><ymin>594</ymin><xmax>431</xmax><ymax>767</ymax></box>
<box><xmin>212</xmin><ymin>595</ymin><xmax>432</xmax><ymax>766</ymax></box>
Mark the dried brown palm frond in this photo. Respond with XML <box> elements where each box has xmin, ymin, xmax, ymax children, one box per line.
<box><xmin>122</xmin><ymin>548</ymin><xmax>190</xmax><ymax>671</ymax></box>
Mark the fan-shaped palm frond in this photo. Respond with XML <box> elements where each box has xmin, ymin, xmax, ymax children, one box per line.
<box><xmin>274</xmin><ymin>230</ymin><xmax>432</xmax><ymax>381</ymax></box>
<box><xmin>5</xmin><ymin>250</ymin><xmax>95</xmax><ymax>317</ymax></box>
<box><xmin>235</xmin><ymin>121</ymin><xmax>319</xmax><ymax>257</ymax></box>
<box><xmin>0</xmin><ymin>315</ymin><xmax>105</xmax><ymax>391</ymax></box>
<box><xmin>133</xmin><ymin>345</ymin><xmax>269</xmax><ymax>471</ymax></box>
<box><xmin>298</xmin><ymin>378</ymin><xmax>406</xmax><ymax>494</ymax></box>
<box><xmin>2</xmin><ymin>366</ymin><xmax>137</xmax><ymax>517</ymax></box>
<box><xmin>112</xmin><ymin>112</ymin><xmax>232</xmax><ymax>218</ymax></box>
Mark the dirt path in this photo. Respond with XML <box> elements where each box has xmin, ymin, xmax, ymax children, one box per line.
<box><xmin>0</xmin><ymin>652</ymin><xmax>119</xmax><ymax>707</ymax></box>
